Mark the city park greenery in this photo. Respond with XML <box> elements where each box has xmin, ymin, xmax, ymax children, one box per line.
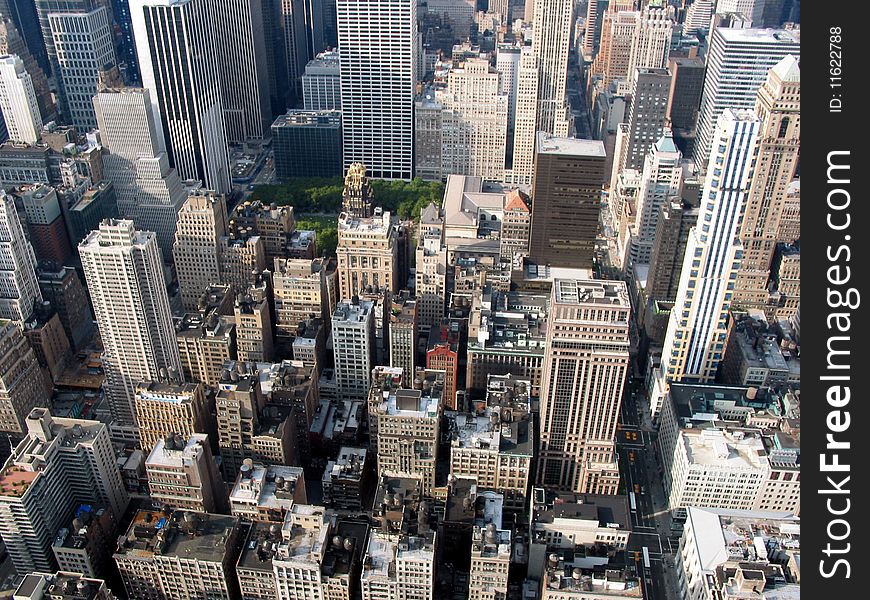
<box><xmin>251</xmin><ymin>177</ymin><xmax>444</xmax><ymax>256</ymax></box>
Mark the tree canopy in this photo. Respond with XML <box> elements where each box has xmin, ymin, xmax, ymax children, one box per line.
<box><xmin>251</xmin><ymin>177</ymin><xmax>444</xmax><ymax>220</ymax></box>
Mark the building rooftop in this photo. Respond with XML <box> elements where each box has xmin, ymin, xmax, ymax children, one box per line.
<box><xmin>532</xmin><ymin>488</ymin><xmax>631</xmax><ymax>531</ymax></box>
<box><xmin>230</xmin><ymin>462</ymin><xmax>305</xmax><ymax>516</ymax></box>
<box><xmin>145</xmin><ymin>433</ymin><xmax>209</xmax><ymax>469</ymax></box>
<box><xmin>715</xmin><ymin>27</ymin><xmax>800</xmax><ymax>45</ymax></box>
<box><xmin>323</xmin><ymin>447</ymin><xmax>367</xmax><ymax>483</ymax></box>
<box><xmin>115</xmin><ymin>509</ymin><xmax>239</xmax><ymax>564</ymax></box>
<box><xmin>237</xmin><ymin>520</ymin><xmax>285</xmax><ymax>572</ymax></box>
<box><xmin>681</xmin><ymin>428</ymin><xmax>768</xmax><ymax>471</ymax></box>
<box><xmin>518</xmin><ymin>261</ymin><xmax>594</xmax><ymax>288</ymax></box>
<box><xmin>669</xmin><ymin>383</ymin><xmax>784</xmax><ymax>423</ymax></box>
<box><xmin>272</xmin><ymin>110</ymin><xmax>341</xmax><ymax>128</ymax></box>
<box><xmin>444</xmin><ymin>476</ymin><xmax>504</xmax><ymax>526</ymax></box>
<box><xmin>685</xmin><ymin>507</ymin><xmax>800</xmax><ymax>576</ymax></box>
<box><xmin>14</xmin><ymin>572</ymin><xmax>108</xmax><ymax>600</ymax></box>
<box><xmin>544</xmin><ymin>560</ymin><xmax>643</xmax><ymax>597</ymax></box>
<box><xmin>536</xmin><ymin>133</ymin><xmax>606</xmax><ymax>158</ymax></box>
<box><xmin>304</xmin><ymin>49</ymin><xmax>340</xmax><ymax>72</ymax></box>
<box><xmin>273</xmin><ymin>505</ymin><xmax>328</xmax><ymax>565</ymax></box>
<box><xmin>553</xmin><ymin>279</ymin><xmax>630</xmax><ymax>309</ymax></box>
<box><xmin>338</xmin><ymin>209</ymin><xmax>393</xmax><ymax>234</ymax></box>
<box><xmin>333</xmin><ymin>299</ymin><xmax>374</xmax><ymax>324</ymax></box>
<box><xmin>468</xmin><ymin>289</ymin><xmax>547</xmax><ymax>351</ymax></box>
<box><xmin>135</xmin><ymin>380</ymin><xmax>201</xmax><ymax>402</ymax></box>
<box><xmin>361</xmin><ymin>532</ymin><xmax>398</xmax><ymax>580</ymax></box>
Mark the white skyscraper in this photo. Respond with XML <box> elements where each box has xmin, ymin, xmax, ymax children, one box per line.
<box><xmin>214</xmin><ymin>0</ymin><xmax>271</xmax><ymax>143</ymax></box>
<box><xmin>630</xmin><ymin>131</ymin><xmax>683</xmax><ymax>266</ymax></box>
<box><xmin>0</xmin><ymin>190</ymin><xmax>41</xmax><ymax>322</ymax></box>
<box><xmin>715</xmin><ymin>0</ymin><xmax>765</xmax><ymax>25</ymax></box>
<box><xmin>625</xmin><ymin>3</ymin><xmax>674</xmax><ymax>79</ymax></box>
<box><xmin>172</xmin><ymin>190</ymin><xmax>229</xmax><ymax>311</ymax></box>
<box><xmin>0</xmin><ymin>54</ymin><xmax>42</xmax><ymax>144</ymax></box>
<box><xmin>495</xmin><ymin>44</ymin><xmax>520</xmax><ymax>135</ymax></box>
<box><xmin>531</xmin><ymin>0</ymin><xmax>572</xmax><ymax>135</ymax></box>
<box><xmin>93</xmin><ymin>81</ymin><xmax>188</xmax><ymax>254</ymax></box>
<box><xmin>79</xmin><ymin>219</ymin><xmax>183</xmax><ymax>441</ymax></box>
<box><xmin>130</xmin><ymin>0</ymin><xmax>231</xmax><ymax>193</ymax></box>
<box><xmin>684</xmin><ymin>0</ymin><xmax>715</xmax><ymax>33</ymax></box>
<box><xmin>337</xmin><ymin>0</ymin><xmax>417</xmax><ymax>180</ymax></box>
<box><xmin>506</xmin><ymin>45</ymin><xmax>538</xmax><ymax>185</ymax></box>
<box><xmin>332</xmin><ymin>298</ymin><xmax>374</xmax><ymax>401</ymax></box>
<box><xmin>660</xmin><ymin>109</ymin><xmax>761</xmax><ymax>386</ymax></box>
<box><xmin>694</xmin><ymin>27</ymin><xmax>799</xmax><ymax>167</ymax></box>
<box><xmin>0</xmin><ymin>408</ymin><xmax>129</xmax><ymax>574</ymax></box>
<box><xmin>435</xmin><ymin>58</ymin><xmax>508</xmax><ymax>181</ymax></box>
<box><xmin>47</xmin><ymin>5</ymin><xmax>115</xmax><ymax>130</ymax></box>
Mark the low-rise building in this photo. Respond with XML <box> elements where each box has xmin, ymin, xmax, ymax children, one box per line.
<box><xmin>388</xmin><ymin>293</ymin><xmax>417</xmax><ymax>379</ymax></box>
<box><xmin>369</xmin><ymin>370</ymin><xmax>444</xmax><ymax>492</ymax></box>
<box><xmin>145</xmin><ymin>433</ymin><xmax>228</xmax><ymax>514</ymax></box>
<box><xmin>446</xmin><ymin>375</ymin><xmax>533</xmax><ymax>512</ymax></box>
<box><xmin>361</xmin><ymin>530</ymin><xmax>436</xmax><ymax>600</ymax></box>
<box><xmin>271</xmin><ymin>506</ymin><xmax>369</xmax><ymax>600</ymax></box>
<box><xmin>13</xmin><ymin>571</ymin><xmax>114</xmax><ymax>600</ymax></box>
<box><xmin>426</xmin><ymin>319</ymin><xmax>465</xmax><ymax>410</ymax></box>
<box><xmin>322</xmin><ymin>446</ymin><xmax>371</xmax><ymax>511</ymax></box>
<box><xmin>234</xmin><ymin>277</ymin><xmax>274</xmax><ymax>363</ymax></box>
<box><xmin>677</xmin><ymin>508</ymin><xmax>800</xmax><ymax>600</ymax></box>
<box><xmin>134</xmin><ymin>381</ymin><xmax>212</xmax><ymax>453</ymax></box>
<box><xmin>51</xmin><ymin>504</ymin><xmax>116</xmax><ymax>580</ymax></box>
<box><xmin>540</xmin><ymin>556</ymin><xmax>643</xmax><ymax>599</ymax></box>
<box><xmin>466</xmin><ymin>289</ymin><xmax>547</xmax><ymax>396</ymax></box>
<box><xmin>0</xmin><ymin>318</ymin><xmax>51</xmax><ymax>433</ymax></box>
<box><xmin>469</xmin><ymin>522</ymin><xmax>511</xmax><ymax>600</ymax></box>
<box><xmin>229</xmin><ymin>461</ymin><xmax>306</xmax><ymax>522</ymax></box>
<box><xmin>114</xmin><ymin>509</ymin><xmax>242</xmax><ymax>600</ymax></box>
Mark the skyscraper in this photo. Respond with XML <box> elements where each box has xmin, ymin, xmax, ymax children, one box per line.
<box><xmin>33</xmin><ymin>0</ymin><xmax>105</xmax><ymax>81</ymax></box>
<box><xmin>618</xmin><ymin>67</ymin><xmax>672</xmax><ymax>172</ymax></box>
<box><xmin>694</xmin><ymin>27</ymin><xmax>799</xmax><ymax>167</ymax></box>
<box><xmin>528</xmin><ymin>134</ymin><xmax>606</xmax><ymax>269</ymax></box>
<box><xmin>214</xmin><ymin>0</ymin><xmax>271</xmax><ymax>143</ymax></box>
<box><xmin>591</xmin><ymin>5</ymin><xmax>636</xmax><ymax>86</ymax></box>
<box><xmin>506</xmin><ymin>45</ymin><xmax>539</xmax><ymax>185</ymax></box>
<box><xmin>111</xmin><ymin>0</ymin><xmax>140</xmax><ymax>83</ymax></box>
<box><xmin>302</xmin><ymin>49</ymin><xmax>341</xmax><ymax>111</ymax></box>
<box><xmin>130</xmin><ymin>0</ymin><xmax>231</xmax><ymax>193</ymax></box>
<box><xmin>581</xmin><ymin>0</ymin><xmax>605</xmax><ymax>58</ymax></box>
<box><xmin>0</xmin><ymin>17</ymin><xmax>55</xmax><ymax>121</ymax></box>
<box><xmin>429</xmin><ymin>57</ymin><xmax>509</xmax><ymax>181</ymax></box>
<box><xmin>332</xmin><ymin>298</ymin><xmax>374</xmax><ymax>401</ymax></box>
<box><xmin>733</xmin><ymin>56</ymin><xmax>800</xmax><ymax>310</ymax></box>
<box><xmin>47</xmin><ymin>5</ymin><xmax>115</xmax><ymax>130</ymax></box>
<box><xmin>0</xmin><ymin>408</ymin><xmax>129</xmax><ymax>574</ymax></box>
<box><xmin>531</xmin><ymin>0</ymin><xmax>572</xmax><ymax>135</ymax></box>
<box><xmin>280</xmin><ymin>0</ymin><xmax>310</xmax><ymax>101</ymax></box>
<box><xmin>0</xmin><ymin>1</ymin><xmax>48</xmax><ymax>75</ymax></box>
<box><xmin>537</xmin><ymin>279</ymin><xmax>630</xmax><ymax>494</ymax></box>
<box><xmin>0</xmin><ymin>54</ymin><xmax>42</xmax><ymax>144</ymax></box>
<box><xmin>0</xmin><ymin>190</ymin><xmax>41</xmax><ymax>322</ymax></box>
<box><xmin>0</xmin><ymin>319</ymin><xmax>51</xmax><ymax>433</ymax></box>
<box><xmin>79</xmin><ymin>219</ymin><xmax>183</xmax><ymax>441</ymax></box>
<box><xmin>625</xmin><ymin>3</ymin><xmax>673</xmax><ymax>78</ymax></box>
<box><xmin>630</xmin><ymin>130</ymin><xmax>683</xmax><ymax>266</ymax></box>
<box><xmin>172</xmin><ymin>189</ymin><xmax>229</xmax><ymax>311</ymax></box>
<box><xmin>659</xmin><ymin>109</ymin><xmax>761</xmax><ymax>387</ymax></box>
<box><xmin>145</xmin><ymin>433</ymin><xmax>228</xmax><ymax>514</ymax></box>
<box><xmin>92</xmin><ymin>70</ymin><xmax>188</xmax><ymax>254</ymax></box>
<box><xmin>337</xmin><ymin>0</ymin><xmax>417</xmax><ymax>180</ymax></box>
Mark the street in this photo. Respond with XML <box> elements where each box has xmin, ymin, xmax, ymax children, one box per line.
<box><xmin>617</xmin><ymin>377</ymin><xmax>682</xmax><ymax>600</ymax></box>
